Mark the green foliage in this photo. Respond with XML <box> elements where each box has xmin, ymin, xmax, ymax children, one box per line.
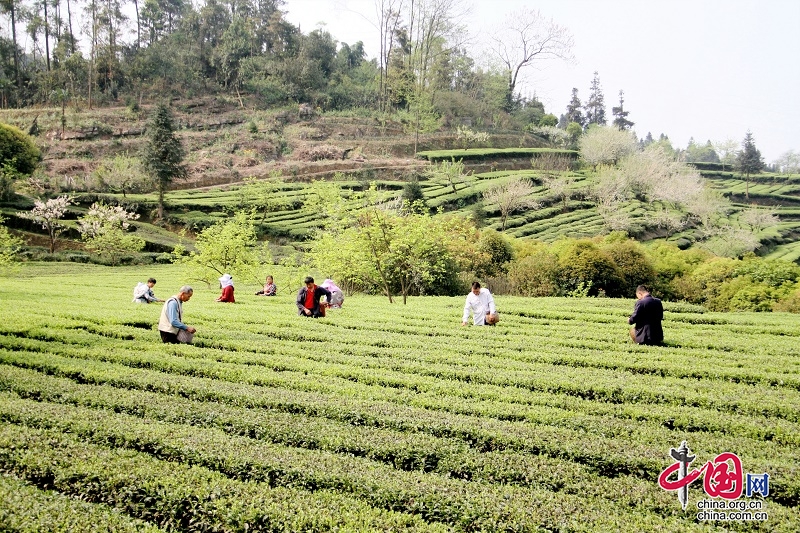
<box><xmin>599</xmin><ymin>235</ymin><xmax>656</xmax><ymax>297</ymax></box>
<box><xmin>77</xmin><ymin>203</ymin><xmax>145</xmax><ymax>265</ymax></box>
<box><xmin>736</xmin><ymin>130</ymin><xmax>765</xmax><ymax>177</ymax></box>
<box><xmin>0</xmin><ymin>215</ymin><xmax>23</xmax><ymax>273</ymax></box>
<box><xmin>773</xmin><ymin>289</ymin><xmax>800</xmax><ymax>312</ymax></box>
<box><xmin>426</xmin><ymin>158</ymin><xmax>470</xmax><ymax>195</ymax></box>
<box><xmin>0</xmin><ymin>123</ymin><xmax>41</xmax><ymax>175</ymax></box>
<box><xmin>507</xmin><ymin>246</ymin><xmax>561</xmax><ymax>296</ymax></box>
<box><xmin>710</xmin><ymin>277</ymin><xmax>779</xmax><ymax>312</ymax></box>
<box><xmin>401</xmin><ymin>178</ymin><xmax>427</xmax><ymax>212</ymax></box>
<box><xmin>310</xmin><ymin>208</ymin><xmax>474</xmax><ymax>303</ymax></box>
<box><xmin>141</xmin><ymin>103</ymin><xmax>187</xmax><ymax>218</ymax></box>
<box><xmin>238</xmin><ymin>173</ymin><xmax>289</xmax><ymax>221</ymax></box>
<box><xmin>174</xmin><ymin>212</ymin><xmax>270</xmax><ymax>286</ymax></box>
<box><xmin>538</xmin><ymin>113</ymin><xmax>558</xmax><ymax>127</ymax></box>
<box><xmin>552</xmin><ymin>239</ymin><xmax>624</xmax><ymax>297</ymax></box>
<box><xmin>476</xmin><ymin>229</ymin><xmax>514</xmax><ymax>277</ymax></box>
<box><xmin>92</xmin><ymin>154</ymin><xmax>153</xmax><ymax>196</ymax></box>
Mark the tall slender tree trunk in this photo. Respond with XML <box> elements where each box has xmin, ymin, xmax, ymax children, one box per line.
<box><xmin>10</xmin><ymin>3</ymin><xmax>21</xmax><ymax>92</ymax></box>
<box><xmin>67</xmin><ymin>0</ymin><xmax>74</xmax><ymax>53</ymax></box>
<box><xmin>44</xmin><ymin>0</ymin><xmax>51</xmax><ymax>71</ymax></box>
<box><xmin>158</xmin><ymin>183</ymin><xmax>165</xmax><ymax>219</ymax></box>
<box><xmin>133</xmin><ymin>0</ymin><xmax>140</xmax><ymax>48</ymax></box>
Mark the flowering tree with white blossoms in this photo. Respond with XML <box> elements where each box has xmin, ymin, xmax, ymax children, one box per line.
<box><xmin>20</xmin><ymin>195</ymin><xmax>73</xmax><ymax>253</ymax></box>
<box><xmin>78</xmin><ymin>202</ymin><xmax>144</xmax><ymax>264</ymax></box>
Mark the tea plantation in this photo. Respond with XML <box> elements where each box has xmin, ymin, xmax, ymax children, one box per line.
<box><xmin>0</xmin><ymin>263</ymin><xmax>798</xmax><ymax>532</ymax></box>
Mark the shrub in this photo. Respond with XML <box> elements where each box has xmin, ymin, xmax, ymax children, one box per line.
<box><xmin>0</xmin><ymin>123</ymin><xmax>41</xmax><ymax>175</ymax></box>
<box><xmin>600</xmin><ymin>236</ymin><xmax>657</xmax><ymax>297</ymax></box>
<box><xmin>507</xmin><ymin>249</ymin><xmax>561</xmax><ymax>297</ymax></box>
<box><xmin>773</xmin><ymin>289</ymin><xmax>800</xmax><ymax>313</ymax></box>
<box><xmin>686</xmin><ymin>257</ymin><xmax>738</xmax><ymax>304</ymax></box>
<box><xmin>553</xmin><ymin>239</ymin><xmax>625</xmax><ymax>297</ymax></box>
<box><xmin>709</xmin><ymin>277</ymin><xmax>777</xmax><ymax>312</ymax></box>
<box><xmin>476</xmin><ymin>229</ymin><xmax>514</xmax><ymax>278</ymax></box>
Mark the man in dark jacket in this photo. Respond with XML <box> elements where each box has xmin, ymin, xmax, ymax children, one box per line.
<box><xmin>628</xmin><ymin>285</ymin><xmax>663</xmax><ymax>345</ymax></box>
<box><xmin>297</xmin><ymin>276</ymin><xmax>332</xmax><ymax>318</ymax></box>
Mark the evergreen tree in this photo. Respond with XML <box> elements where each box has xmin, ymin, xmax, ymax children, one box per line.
<box><xmin>736</xmin><ymin>130</ymin><xmax>764</xmax><ymax>199</ymax></box>
<box><xmin>142</xmin><ymin>103</ymin><xmax>187</xmax><ymax>219</ymax></box>
<box><xmin>564</xmin><ymin>88</ymin><xmax>584</xmax><ymax>127</ymax></box>
<box><xmin>585</xmin><ymin>71</ymin><xmax>606</xmax><ymax>126</ymax></box>
<box><xmin>611</xmin><ymin>90</ymin><xmax>634</xmax><ymax>130</ymax></box>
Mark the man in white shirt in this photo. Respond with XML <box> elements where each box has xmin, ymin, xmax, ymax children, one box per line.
<box><xmin>462</xmin><ymin>282</ymin><xmax>498</xmax><ymax>326</ymax></box>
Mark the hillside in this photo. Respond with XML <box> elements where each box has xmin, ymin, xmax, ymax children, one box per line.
<box><xmin>2</xmin><ymin>99</ymin><xmax>800</xmax><ymax>264</ymax></box>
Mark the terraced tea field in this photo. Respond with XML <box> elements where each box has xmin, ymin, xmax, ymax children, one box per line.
<box><xmin>1</xmin><ymin>263</ymin><xmax>798</xmax><ymax>532</ymax></box>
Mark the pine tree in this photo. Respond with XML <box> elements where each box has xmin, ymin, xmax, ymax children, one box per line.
<box><xmin>611</xmin><ymin>90</ymin><xmax>634</xmax><ymax>130</ymax></box>
<box><xmin>142</xmin><ymin>103</ymin><xmax>187</xmax><ymax>219</ymax></box>
<box><xmin>585</xmin><ymin>71</ymin><xmax>606</xmax><ymax>126</ymax></box>
<box><xmin>565</xmin><ymin>88</ymin><xmax>585</xmax><ymax>127</ymax></box>
<box><xmin>736</xmin><ymin>130</ymin><xmax>764</xmax><ymax>199</ymax></box>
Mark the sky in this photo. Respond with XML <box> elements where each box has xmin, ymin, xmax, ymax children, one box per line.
<box><xmin>284</xmin><ymin>0</ymin><xmax>800</xmax><ymax>163</ymax></box>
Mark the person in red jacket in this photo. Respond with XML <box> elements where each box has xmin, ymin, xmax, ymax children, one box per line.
<box><xmin>216</xmin><ymin>273</ymin><xmax>235</xmax><ymax>303</ymax></box>
<box><xmin>296</xmin><ymin>276</ymin><xmax>331</xmax><ymax>317</ymax></box>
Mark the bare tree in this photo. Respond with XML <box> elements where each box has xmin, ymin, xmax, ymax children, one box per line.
<box><xmin>483</xmin><ymin>178</ymin><xmax>538</xmax><ymax>231</ymax></box>
<box><xmin>490</xmin><ymin>8</ymin><xmax>574</xmax><ymax>111</ymax></box>
<box><xmin>774</xmin><ymin>150</ymin><xmax>800</xmax><ymax>174</ymax></box>
<box><xmin>578</xmin><ymin>126</ymin><xmax>637</xmax><ymax>168</ymax></box>
<box><xmin>374</xmin><ymin>0</ymin><xmax>404</xmax><ymax>112</ymax></box>
<box><xmin>740</xmin><ymin>206</ymin><xmax>779</xmax><ymax>232</ymax></box>
<box><xmin>713</xmin><ymin>138</ymin><xmax>738</xmax><ymax>171</ymax></box>
<box><xmin>542</xmin><ymin>174</ymin><xmax>575</xmax><ymax>212</ymax></box>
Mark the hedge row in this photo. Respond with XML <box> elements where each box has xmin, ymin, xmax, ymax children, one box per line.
<box><xmin>2</xmin><ymin>392</ymin><xmax>707</xmax><ymax>530</ymax></box>
<box><xmin>0</xmin><ymin>474</ymin><xmax>165</xmax><ymax>533</ymax></box>
<box><xmin>0</xmin><ymin>424</ymin><xmax>447</xmax><ymax>533</ymax></box>
<box><xmin>416</xmin><ymin>148</ymin><xmax>578</xmax><ymax>162</ymax></box>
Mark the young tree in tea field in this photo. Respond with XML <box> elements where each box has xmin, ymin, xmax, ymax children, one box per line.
<box><xmin>77</xmin><ymin>202</ymin><xmax>145</xmax><ymax>264</ymax></box>
<box><xmin>20</xmin><ymin>195</ymin><xmax>72</xmax><ymax>253</ymax></box>
<box><xmin>174</xmin><ymin>212</ymin><xmax>270</xmax><ymax>286</ymax></box>
<box><xmin>482</xmin><ymin>178</ymin><xmax>539</xmax><ymax>231</ymax></box>
<box><xmin>311</xmin><ymin>207</ymin><xmax>474</xmax><ymax>303</ymax></box>
<box><xmin>142</xmin><ymin>103</ymin><xmax>187</xmax><ymax>219</ymax></box>
<box><xmin>427</xmin><ymin>158</ymin><xmax>470</xmax><ymax>194</ymax></box>
<box><xmin>736</xmin><ymin>130</ymin><xmax>764</xmax><ymax>199</ymax></box>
